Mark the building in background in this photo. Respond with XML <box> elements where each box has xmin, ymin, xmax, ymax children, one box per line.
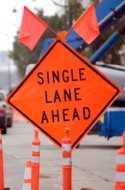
<box><xmin>0</xmin><ymin>51</ymin><xmax>20</xmax><ymax>93</ymax></box>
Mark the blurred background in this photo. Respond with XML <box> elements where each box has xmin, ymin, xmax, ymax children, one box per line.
<box><xmin>0</xmin><ymin>0</ymin><xmax>125</xmax><ymax>93</ymax></box>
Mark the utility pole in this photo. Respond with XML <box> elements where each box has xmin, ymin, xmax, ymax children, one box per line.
<box><xmin>65</xmin><ymin>0</ymin><xmax>83</xmax><ymax>26</ymax></box>
<box><xmin>94</xmin><ymin>0</ymin><xmax>100</xmax><ymax>4</ymax></box>
<box><xmin>51</xmin><ymin>0</ymin><xmax>83</xmax><ymax>26</ymax></box>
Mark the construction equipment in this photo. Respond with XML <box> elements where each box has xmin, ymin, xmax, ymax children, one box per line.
<box><xmin>27</xmin><ymin>0</ymin><xmax>125</xmax><ymax>139</ymax></box>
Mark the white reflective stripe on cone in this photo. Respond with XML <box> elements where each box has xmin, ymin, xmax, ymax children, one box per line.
<box><xmin>63</xmin><ymin>158</ymin><xmax>72</xmax><ymax>165</ymax></box>
<box><xmin>116</xmin><ymin>155</ymin><xmax>125</xmax><ymax>164</ymax></box>
<box><xmin>115</xmin><ymin>172</ymin><xmax>125</xmax><ymax>182</ymax></box>
<box><xmin>32</xmin><ymin>145</ymin><xmax>40</xmax><ymax>152</ymax></box>
<box><xmin>23</xmin><ymin>183</ymin><xmax>31</xmax><ymax>190</ymax></box>
<box><xmin>62</xmin><ymin>144</ymin><xmax>71</xmax><ymax>151</ymax></box>
<box><xmin>32</xmin><ymin>156</ymin><xmax>40</xmax><ymax>163</ymax></box>
<box><xmin>24</xmin><ymin>168</ymin><xmax>31</xmax><ymax>179</ymax></box>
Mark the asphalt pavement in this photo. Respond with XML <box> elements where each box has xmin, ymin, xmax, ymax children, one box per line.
<box><xmin>2</xmin><ymin>117</ymin><xmax>122</xmax><ymax>190</ymax></box>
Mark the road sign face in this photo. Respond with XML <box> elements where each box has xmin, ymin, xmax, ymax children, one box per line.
<box><xmin>6</xmin><ymin>39</ymin><xmax>122</xmax><ymax>150</ymax></box>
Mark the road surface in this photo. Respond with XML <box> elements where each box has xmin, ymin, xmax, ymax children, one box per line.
<box><xmin>2</xmin><ymin>117</ymin><xmax>122</xmax><ymax>190</ymax></box>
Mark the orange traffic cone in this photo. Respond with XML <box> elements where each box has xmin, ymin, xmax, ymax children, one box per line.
<box><xmin>115</xmin><ymin>132</ymin><xmax>125</xmax><ymax>190</ymax></box>
<box><xmin>22</xmin><ymin>160</ymin><xmax>32</xmax><ymax>190</ymax></box>
<box><xmin>0</xmin><ymin>130</ymin><xmax>4</xmax><ymax>190</ymax></box>
<box><xmin>62</xmin><ymin>128</ymin><xmax>72</xmax><ymax>190</ymax></box>
<box><xmin>32</xmin><ymin>128</ymin><xmax>40</xmax><ymax>190</ymax></box>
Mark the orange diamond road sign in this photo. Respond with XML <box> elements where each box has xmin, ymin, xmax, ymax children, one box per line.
<box><xmin>6</xmin><ymin>39</ymin><xmax>122</xmax><ymax>150</ymax></box>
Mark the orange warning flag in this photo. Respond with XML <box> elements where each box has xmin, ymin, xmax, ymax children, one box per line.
<box><xmin>72</xmin><ymin>3</ymin><xmax>100</xmax><ymax>44</ymax></box>
<box><xmin>19</xmin><ymin>6</ymin><xmax>48</xmax><ymax>50</ymax></box>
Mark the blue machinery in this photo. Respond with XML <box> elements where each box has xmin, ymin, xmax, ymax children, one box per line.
<box><xmin>40</xmin><ymin>0</ymin><xmax>125</xmax><ymax>139</ymax></box>
<box><xmin>39</xmin><ymin>0</ymin><xmax>125</xmax><ymax>57</ymax></box>
<box><xmin>99</xmin><ymin>108</ymin><xmax>125</xmax><ymax>138</ymax></box>
<box><xmin>89</xmin><ymin>25</ymin><xmax>125</xmax><ymax>64</ymax></box>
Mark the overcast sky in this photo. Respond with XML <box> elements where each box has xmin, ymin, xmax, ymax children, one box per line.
<box><xmin>0</xmin><ymin>0</ymin><xmax>89</xmax><ymax>51</ymax></box>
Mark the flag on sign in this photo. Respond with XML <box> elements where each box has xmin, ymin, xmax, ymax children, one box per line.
<box><xmin>72</xmin><ymin>3</ymin><xmax>100</xmax><ymax>44</ymax></box>
<box><xmin>19</xmin><ymin>6</ymin><xmax>48</xmax><ymax>50</ymax></box>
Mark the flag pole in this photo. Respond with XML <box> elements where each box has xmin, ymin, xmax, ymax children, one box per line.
<box><xmin>48</xmin><ymin>25</ymin><xmax>59</xmax><ymax>38</ymax></box>
<box><xmin>62</xmin><ymin>28</ymin><xmax>71</xmax><ymax>41</ymax></box>
<box><xmin>48</xmin><ymin>25</ymin><xmax>70</xmax><ymax>39</ymax></box>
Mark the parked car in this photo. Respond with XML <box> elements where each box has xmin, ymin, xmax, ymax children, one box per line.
<box><xmin>0</xmin><ymin>90</ymin><xmax>13</xmax><ymax>134</ymax></box>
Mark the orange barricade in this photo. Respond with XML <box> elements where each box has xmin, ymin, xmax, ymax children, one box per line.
<box><xmin>22</xmin><ymin>160</ymin><xmax>32</xmax><ymax>190</ymax></box>
<box><xmin>0</xmin><ymin>130</ymin><xmax>4</xmax><ymax>190</ymax></box>
<box><xmin>62</xmin><ymin>128</ymin><xmax>72</xmax><ymax>190</ymax></box>
<box><xmin>115</xmin><ymin>132</ymin><xmax>125</xmax><ymax>190</ymax></box>
<box><xmin>32</xmin><ymin>129</ymin><xmax>40</xmax><ymax>190</ymax></box>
